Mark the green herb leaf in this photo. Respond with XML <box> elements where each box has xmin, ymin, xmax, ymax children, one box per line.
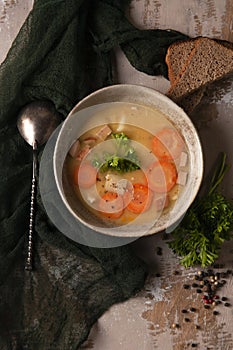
<box><xmin>167</xmin><ymin>152</ymin><xmax>233</xmax><ymax>268</ymax></box>
<box><xmin>92</xmin><ymin>132</ymin><xmax>140</xmax><ymax>173</ymax></box>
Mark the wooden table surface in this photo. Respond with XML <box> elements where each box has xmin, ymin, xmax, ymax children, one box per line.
<box><xmin>1</xmin><ymin>1</ymin><xmax>232</xmax><ymax>349</ymax></box>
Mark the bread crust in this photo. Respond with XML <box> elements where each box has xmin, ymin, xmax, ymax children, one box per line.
<box><xmin>166</xmin><ymin>38</ymin><xmax>203</xmax><ymax>113</ymax></box>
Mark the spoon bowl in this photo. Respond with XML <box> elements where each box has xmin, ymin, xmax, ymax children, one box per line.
<box><xmin>17</xmin><ymin>100</ymin><xmax>62</xmax><ymax>147</ymax></box>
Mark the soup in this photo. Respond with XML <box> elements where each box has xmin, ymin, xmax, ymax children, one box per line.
<box><xmin>63</xmin><ymin>102</ymin><xmax>189</xmax><ymax>228</ymax></box>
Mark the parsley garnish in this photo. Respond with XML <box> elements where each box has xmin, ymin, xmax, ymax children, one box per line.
<box><xmin>92</xmin><ymin>132</ymin><xmax>140</xmax><ymax>173</ymax></box>
<box><xmin>168</xmin><ymin>152</ymin><xmax>233</xmax><ymax>268</ymax></box>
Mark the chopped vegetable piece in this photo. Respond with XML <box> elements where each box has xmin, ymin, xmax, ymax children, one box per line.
<box><xmin>152</xmin><ymin>128</ymin><xmax>184</xmax><ymax>160</ymax></box>
<box><xmin>147</xmin><ymin>160</ymin><xmax>177</xmax><ymax>193</ymax></box>
<box><xmin>154</xmin><ymin>194</ymin><xmax>170</xmax><ymax>212</ymax></box>
<box><xmin>85</xmin><ymin>186</ymin><xmax>99</xmax><ymax>204</ymax></box>
<box><xmin>76</xmin><ymin>144</ymin><xmax>91</xmax><ymax>161</ymax></box>
<box><xmin>96</xmin><ymin>124</ymin><xmax>112</xmax><ymax>140</ymax></box>
<box><xmin>74</xmin><ymin>162</ymin><xmax>97</xmax><ymax>188</ymax></box>
<box><xmin>104</xmin><ymin>173</ymin><xmax>121</xmax><ymax>193</ymax></box>
<box><xmin>116</xmin><ymin>179</ymin><xmax>130</xmax><ymax>196</ymax></box>
<box><xmin>179</xmin><ymin>151</ymin><xmax>188</xmax><ymax>167</ymax></box>
<box><xmin>69</xmin><ymin>139</ymin><xmax>81</xmax><ymax>158</ymax></box>
<box><xmin>126</xmin><ymin>183</ymin><xmax>152</xmax><ymax>214</ymax></box>
<box><xmin>104</xmin><ymin>174</ymin><xmax>130</xmax><ymax>196</ymax></box>
<box><xmin>177</xmin><ymin>171</ymin><xmax>188</xmax><ymax>186</ymax></box>
<box><xmin>83</xmin><ymin>137</ymin><xmax>97</xmax><ymax>147</ymax></box>
<box><xmin>98</xmin><ymin>192</ymin><xmax>124</xmax><ymax>219</ymax></box>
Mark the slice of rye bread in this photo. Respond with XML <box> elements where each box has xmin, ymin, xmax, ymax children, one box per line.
<box><xmin>166</xmin><ymin>39</ymin><xmax>196</xmax><ymax>85</ymax></box>
<box><xmin>166</xmin><ymin>38</ymin><xmax>206</xmax><ymax>113</ymax></box>
<box><xmin>166</xmin><ymin>38</ymin><xmax>233</xmax><ymax>113</ymax></box>
<box><xmin>166</xmin><ymin>37</ymin><xmax>233</xmax><ymax>102</ymax></box>
<box><xmin>178</xmin><ymin>40</ymin><xmax>233</xmax><ymax>113</ymax></box>
<box><xmin>166</xmin><ymin>37</ymin><xmax>233</xmax><ymax>84</ymax></box>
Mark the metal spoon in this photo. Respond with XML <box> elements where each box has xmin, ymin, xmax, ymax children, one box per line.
<box><xmin>17</xmin><ymin>100</ymin><xmax>62</xmax><ymax>270</ymax></box>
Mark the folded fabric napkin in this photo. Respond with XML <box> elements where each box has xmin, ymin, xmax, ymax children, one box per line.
<box><xmin>0</xmin><ymin>0</ymin><xmax>188</xmax><ymax>348</ymax></box>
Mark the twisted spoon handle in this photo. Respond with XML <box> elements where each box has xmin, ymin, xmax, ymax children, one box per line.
<box><xmin>25</xmin><ymin>141</ymin><xmax>38</xmax><ymax>271</ymax></box>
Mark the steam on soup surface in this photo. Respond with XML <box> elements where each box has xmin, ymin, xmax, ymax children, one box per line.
<box><xmin>63</xmin><ymin>103</ymin><xmax>189</xmax><ymax>227</ymax></box>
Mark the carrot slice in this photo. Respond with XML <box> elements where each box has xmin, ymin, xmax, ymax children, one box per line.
<box><xmin>147</xmin><ymin>161</ymin><xmax>177</xmax><ymax>193</ymax></box>
<box><xmin>126</xmin><ymin>183</ymin><xmax>152</xmax><ymax>214</ymax></box>
<box><xmin>152</xmin><ymin>127</ymin><xmax>184</xmax><ymax>161</ymax></box>
<box><xmin>98</xmin><ymin>192</ymin><xmax>124</xmax><ymax>219</ymax></box>
<box><xmin>153</xmin><ymin>194</ymin><xmax>170</xmax><ymax>212</ymax></box>
<box><xmin>74</xmin><ymin>162</ymin><xmax>97</xmax><ymax>188</ymax></box>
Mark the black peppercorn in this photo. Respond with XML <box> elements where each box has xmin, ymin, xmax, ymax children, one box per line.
<box><xmin>192</xmin><ymin>283</ymin><xmax>198</xmax><ymax>288</ymax></box>
<box><xmin>156</xmin><ymin>247</ymin><xmax>162</xmax><ymax>256</ymax></box>
<box><xmin>183</xmin><ymin>284</ymin><xmax>190</xmax><ymax>289</ymax></box>
<box><xmin>221</xmin><ymin>297</ymin><xmax>227</xmax><ymax>301</ymax></box>
<box><xmin>224</xmin><ymin>302</ymin><xmax>231</xmax><ymax>307</ymax></box>
<box><xmin>181</xmin><ymin>309</ymin><xmax>188</xmax><ymax>313</ymax></box>
<box><xmin>213</xmin><ymin>310</ymin><xmax>219</xmax><ymax>315</ymax></box>
<box><xmin>196</xmin><ymin>289</ymin><xmax>202</xmax><ymax>293</ymax></box>
<box><xmin>190</xmin><ymin>307</ymin><xmax>196</xmax><ymax>312</ymax></box>
<box><xmin>173</xmin><ymin>270</ymin><xmax>179</xmax><ymax>275</ymax></box>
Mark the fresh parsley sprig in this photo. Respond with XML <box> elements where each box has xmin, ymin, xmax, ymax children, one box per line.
<box><xmin>168</xmin><ymin>152</ymin><xmax>233</xmax><ymax>268</ymax></box>
<box><xmin>92</xmin><ymin>132</ymin><xmax>140</xmax><ymax>173</ymax></box>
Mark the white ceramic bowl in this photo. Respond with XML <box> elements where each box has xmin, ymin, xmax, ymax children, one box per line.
<box><xmin>54</xmin><ymin>84</ymin><xmax>203</xmax><ymax>237</ymax></box>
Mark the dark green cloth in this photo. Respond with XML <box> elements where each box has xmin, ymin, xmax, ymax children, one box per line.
<box><xmin>0</xmin><ymin>0</ymin><xmax>188</xmax><ymax>348</ymax></box>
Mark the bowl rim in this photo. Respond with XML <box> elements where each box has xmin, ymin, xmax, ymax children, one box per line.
<box><xmin>53</xmin><ymin>84</ymin><xmax>204</xmax><ymax>237</ymax></box>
